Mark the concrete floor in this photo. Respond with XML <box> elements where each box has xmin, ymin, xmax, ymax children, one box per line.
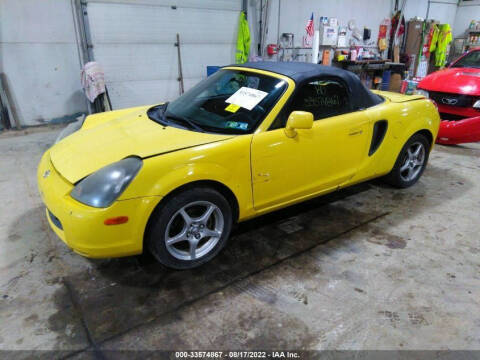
<box><xmin>0</xmin><ymin>128</ymin><xmax>479</xmax><ymax>357</ymax></box>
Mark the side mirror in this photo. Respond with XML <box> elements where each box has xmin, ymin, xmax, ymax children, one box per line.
<box><xmin>285</xmin><ymin>111</ymin><xmax>314</xmax><ymax>138</ymax></box>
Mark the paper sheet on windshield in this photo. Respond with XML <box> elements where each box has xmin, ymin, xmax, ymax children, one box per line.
<box><xmin>225</xmin><ymin>87</ymin><xmax>268</xmax><ymax>111</ymax></box>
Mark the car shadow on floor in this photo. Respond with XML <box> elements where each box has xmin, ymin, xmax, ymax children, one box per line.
<box><xmin>68</xmin><ymin>182</ymin><xmax>385</xmax><ymax>343</ymax></box>
<box><xmin>93</xmin><ymin>181</ymin><xmax>374</xmax><ymax>282</ymax></box>
<box><xmin>7</xmin><ymin>164</ymin><xmax>472</xmax><ymax>346</ymax></box>
<box><xmin>66</xmin><ymin>164</ymin><xmax>474</xmax><ymax>343</ymax></box>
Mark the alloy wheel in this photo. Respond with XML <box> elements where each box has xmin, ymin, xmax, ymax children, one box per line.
<box><xmin>399</xmin><ymin>141</ymin><xmax>425</xmax><ymax>182</ymax></box>
<box><xmin>164</xmin><ymin>201</ymin><xmax>224</xmax><ymax>261</ymax></box>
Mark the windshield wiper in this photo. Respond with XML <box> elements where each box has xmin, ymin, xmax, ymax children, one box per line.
<box><xmin>147</xmin><ymin>102</ymin><xmax>169</xmax><ymax>126</ymax></box>
<box><xmin>165</xmin><ymin>113</ymin><xmax>206</xmax><ymax>133</ymax></box>
<box><xmin>150</xmin><ymin>103</ymin><xmax>206</xmax><ymax>132</ymax></box>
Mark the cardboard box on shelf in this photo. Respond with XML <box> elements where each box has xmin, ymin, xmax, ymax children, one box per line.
<box><xmin>405</xmin><ymin>20</ymin><xmax>423</xmax><ymax>55</ymax></box>
<box><xmin>394</xmin><ymin>45</ymin><xmax>400</xmax><ymax>63</ymax></box>
<box><xmin>389</xmin><ymin>73</ymin><xmax>403</xmax><ymax>93</ymax></box>
<box><xmin>319</xmin><ymin>25</ymin><xmax>338</xmax><ymax>46</ymax></box>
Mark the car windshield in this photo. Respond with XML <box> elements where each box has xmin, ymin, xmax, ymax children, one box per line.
<box><xmin>149</xmin><ymin>69</ymin><xmax>287</xmax><ymax>134</ymax></box>
<box><xmin>451</xmin><ymin>51</ymin><xmax>480</xmax><ymax>68</ymax></box>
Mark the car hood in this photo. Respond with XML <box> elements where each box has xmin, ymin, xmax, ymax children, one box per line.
<box><xmin>50</xmin><ymin>106</ymin><xmax>233</xmax><ymax>183</ymax></box>
<box><xmin>418</xmin><ymin>67</ymin><xmax>480</xmax><ymax>95</ymax></box>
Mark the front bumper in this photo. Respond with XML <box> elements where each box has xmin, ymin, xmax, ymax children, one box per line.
<box><xmin>436</xmin><ymin>103</ymin><xmax>480</xmax><ymax>119</ymax></box>
<box><xmin>437</xmin><ymin>116</ymin><xmax>480</xmax><ymax>145</ymax></box>
<box><xmin>37</xmin><ymin>151</ymin><xmax>161</xmax><ymax>258</ymax></box>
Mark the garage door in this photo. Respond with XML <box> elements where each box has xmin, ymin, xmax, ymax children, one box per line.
<box><xmin>83</xmin><ymin>0</ymin><xmax>242</xmax><ymax>109</ymax></box>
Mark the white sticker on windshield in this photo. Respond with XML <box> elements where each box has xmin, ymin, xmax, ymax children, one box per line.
<box><xmin>225</xmin><ymin>87</ymin><xmax>268</xmax><ymax>111</ymax></box>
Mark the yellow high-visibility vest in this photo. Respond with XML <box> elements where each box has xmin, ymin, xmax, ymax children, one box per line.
<box><xmin>236</xmin><ymin>11</ymin><xmax>250</xmax><ymax>64</ymax></box>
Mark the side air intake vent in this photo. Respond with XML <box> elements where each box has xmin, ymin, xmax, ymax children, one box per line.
<box><xmin>369</xmin><ymin>120</ymin><xmax>388</xmax><ymax>156</ymax></box>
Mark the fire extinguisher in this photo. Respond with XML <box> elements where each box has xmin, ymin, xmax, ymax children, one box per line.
<box><xmin>267</xmin><ymin>44</ymin><xmax>279</xmax><ymax>56</ymax></box>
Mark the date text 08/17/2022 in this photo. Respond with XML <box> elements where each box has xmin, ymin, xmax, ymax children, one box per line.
<box><xmin>174</xmin><ymin>351</ymin><xmax>300</xmax><ymax>359</ymax></box>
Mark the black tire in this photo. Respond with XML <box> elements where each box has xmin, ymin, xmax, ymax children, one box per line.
<box><xmin>146</xmin><ymin>187</ymin><xmax>233</xmax><ymax>269</ymax></box>
<box><xmin>383</xmin><ymin>133</ymin><xmax>431</xmax><ymax>188</ymax></box>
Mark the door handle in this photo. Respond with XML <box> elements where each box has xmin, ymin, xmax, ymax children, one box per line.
<box><xmin>349</xmin><ymin>128</ymin><xmax>363</xmax><ymax>136</ymax></box>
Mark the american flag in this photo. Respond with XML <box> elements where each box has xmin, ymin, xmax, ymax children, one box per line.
<box><xmin>305</xmin><ymin>13</ymin><xmax>314</xmax><ymax>37</ymax></box>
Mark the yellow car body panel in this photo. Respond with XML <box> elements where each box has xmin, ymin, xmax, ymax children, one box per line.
<box><xmin>349</xmin><ymin>90</ymin><xmax>440</xmax><ymax>184</ymax></box>
<box><xmin>37</xmin><ymin>66</ymin><xmax>440</xmax><ymax>258</ymax></box>
<box><xmin>38</xmin><ymin>152</ymin><xmax>161</xmax><ymax>257</ymax></box>
<box><xmin>49</xmin><ymin>107</ymin><xmax>233</xmax><ymax>184</ymax></box>
<box><xmin>125</xmin><ymin>134</ymin><xmax>255</xmax><ymax>219</ymax></box>
<box><xmin>251</xmin><ymin>108</ymin><xmax>371</xmax><ymax>211</ymax></box>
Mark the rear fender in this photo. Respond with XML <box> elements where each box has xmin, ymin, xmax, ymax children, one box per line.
<box><xmin>374</xmin><ymin>99</ymin><xmax>439</xmax><ymax>176</ymax></box>
<box><xmin>395</xmin><ymin>100</ymin><xmax>439</xmax><ymax>150</ymax></box>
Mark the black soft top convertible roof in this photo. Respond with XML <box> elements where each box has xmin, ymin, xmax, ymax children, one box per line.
<box><xmin>227</xmin><ymin>61</ymin><xmax>383</xmax><ymax>110</ymax></box>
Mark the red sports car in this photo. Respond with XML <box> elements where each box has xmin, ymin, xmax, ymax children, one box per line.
<box><xmin>417</xmin><ymin>49</ymin><xmax>480</xmax><ymax>144</ymax></box>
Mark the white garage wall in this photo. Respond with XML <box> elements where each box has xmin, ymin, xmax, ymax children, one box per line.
<box><xmin>0</xmin><ymin>0</ymin><xmax>88</xmax><ymax>127</ymax></box>
<box><xmin>85</xmin><ymin>0</ymin><xmax>241</xmax><ymax>109</ymax></box>
<box><xmin>402</xmin><ymin>0</ymin><xmax>457</xmax><ymax>25</ymax></box>
<box><xmin>454</xmin><ymin>0</ymin><xmax>480</xmax><ymax>38</ymax></box>
<box><xmin>0</xmin><ymin>0</ymin><xmax>467</xmax><ymax>127</ymax></box>
<box><xmin>253</xmin><ymin>0</ymin><xmax>458</xmax><ymax>56</ymax></box>
<box><xmin>258</xmin><ymin>0</ymin><xmax>391</xmax><ymax>52</ymax></box>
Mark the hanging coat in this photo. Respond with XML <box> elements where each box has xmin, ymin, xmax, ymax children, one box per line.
<box><xmin>429</xmin><ymin>24</ymin><xmax>439</xmax><ymax>53</ymax></box>
<box><xmin>434</xmin><ymin>24</ymin><xmax>452</xmax><ymax>67</ymax></box>
<box><xmin>236</xmin><ymin>11</ymin><xmax>251</xmax><ymax>64</ymax></box>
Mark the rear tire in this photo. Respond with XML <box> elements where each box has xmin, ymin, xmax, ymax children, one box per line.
<box><xmin>146</xmin><ymin>187</ymin><xmax>232</xmax><ymax>269</ymax></box>
<box><xmin>383</xmin><ymin>133</ymin><xmax>430</xmax><ymax>188</ymax></box>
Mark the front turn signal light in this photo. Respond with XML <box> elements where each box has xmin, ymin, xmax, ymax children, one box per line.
<box><xmin>104</xmin><ymin>216</ymin><xmax>129</xmax><ymax>225</ymax></box>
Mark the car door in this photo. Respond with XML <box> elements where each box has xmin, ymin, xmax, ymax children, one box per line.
<box><xmin>251</xmin><ymin>77</ymin><xmax>371</xmax><ymax>211</ymax></box>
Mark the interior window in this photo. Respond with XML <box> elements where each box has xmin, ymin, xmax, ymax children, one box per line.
<box><xmin>270</xmin><ymin>78</ymin><xmax>351</xmax><ymax>130</ymax></box>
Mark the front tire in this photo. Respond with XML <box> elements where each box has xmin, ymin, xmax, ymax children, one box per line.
<box><xmin>146</xmin><ymin>187</ymin><xmax>233</xmax><ymax>269</ymax></box>
<box><xmin>383</xmin><ymin>133</ymin><xmax>430</xmax><ymax>188</ymax></box>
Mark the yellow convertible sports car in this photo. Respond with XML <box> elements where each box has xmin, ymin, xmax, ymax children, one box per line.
<box><xmin>38</xmin><ymin>62</ymin><xmax>440</xmax><ymax>269</ymax></box>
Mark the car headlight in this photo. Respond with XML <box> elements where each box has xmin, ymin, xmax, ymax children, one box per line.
<box><xmin>71</xmin><ymin>157</ymin><xmax>142</xmax><ymax>208</ymax></box>
<box><xmin>473</xmin><ymin>100</ymin><xmax>480</xmax><ymax>109</ymax></box>
<box><xmin>415</xmin><ymin>89</ymin><xmax>429</xmax><ymax>98</ymax></box>
<box><xmin>55</xmin><ymin>117</ymin><xmax>85</xmax><ymax>144</ymax></box>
